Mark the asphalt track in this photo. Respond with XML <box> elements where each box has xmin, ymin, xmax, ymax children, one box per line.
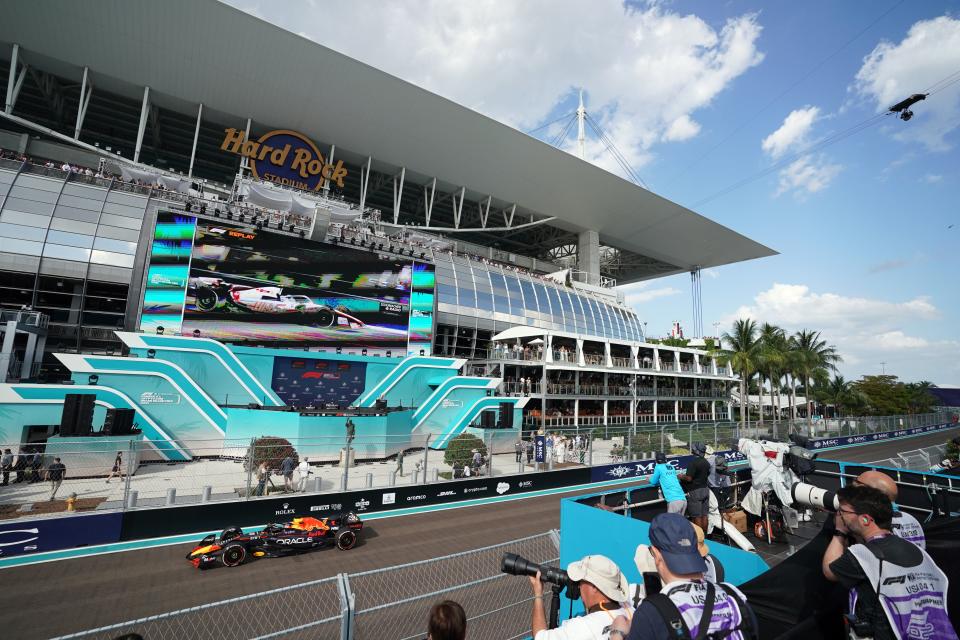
<box><xmin>1</xmin><ymin>427</ymin><xmax>956</xmax><ymax>640</ymax></box>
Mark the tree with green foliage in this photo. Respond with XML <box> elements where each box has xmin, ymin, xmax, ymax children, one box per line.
<box><xmin>793</xmin><ymin>329</ymin><xmax>842</xmax><ymax>419</ymax></box>
<box><xmin>722</xmin><ymin>319</ymin><xmax>760</xmax><ymax>429</ymax></box>
<box><xmin>245</xmin><ymin>436</ymin><xmax>298</xmax><ymax>472</ymax></box>
<box><xmin>443</xmin><ymin>432</ymin><xmax>488</xmax><ymax>468</ymax></box>
<box><xmin>757</xmin><ymin>323</ymin><xmax>787</xmax><ymax>426</ymax></box>
<box><xmin>817</xmin><ymin>374</ymin><xmax>867</xmax><ymax>417</ymax></box>
<box><xmin>850</xmin><ymin>375</ymin><xmax>937</xmax><ymax>416</ymax></box>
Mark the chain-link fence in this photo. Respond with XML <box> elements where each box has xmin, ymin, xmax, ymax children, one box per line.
<box><xmin>870</xmin><ymin>443</ymin><xmax>950</xmax><ymax>471</ymax></box>
<box><xmin>53</xmin><ymin>531</ymin><xmax>560</xmax><ymax>640</ymax></box>
<box><xmin>1</xmin><ymin>411</ymin><xmax>953</xmax><ymax>521</ymax></box>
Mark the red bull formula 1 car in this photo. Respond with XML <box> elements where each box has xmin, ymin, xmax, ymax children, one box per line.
<box><xmin>186</xmin><ymin>513</ymin><xmax>362</xmax><ymax>569</ymax></box>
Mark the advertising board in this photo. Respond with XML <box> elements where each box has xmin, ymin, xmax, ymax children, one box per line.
<box><xmin>0</xmin><ymin>512</ymin><xmax>123</xmax><ymax>558</ymax></box>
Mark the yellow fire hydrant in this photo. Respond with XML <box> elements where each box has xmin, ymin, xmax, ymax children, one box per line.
<box><xmin>65</xmin><ymin>492</ymin><xmax>77</xmax><ymax>512</ymax></box>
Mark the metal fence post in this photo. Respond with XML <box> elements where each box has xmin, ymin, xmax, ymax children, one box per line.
<box><xmin>245</xmin><ymin>437</ymin><xmax>255</xmax><ymax>500</ymax></box>
<box><xmin>423</xmin><ymin>434</ymin><xmax>431</xmax><ymax>485</ymax></box>
<box><xmin>122</xmin><ymin>438</ymin><xmax>136</xmax><ymax>512</ymax></box>
<box><xmin>588</xmin><ymin>435</ymin><xmax>593</xmax><ymax>467</ymax></box>
<box><xmin>338</xmin><ymin>572</ymin><xmax>355</xmax><ymax>640</ymax></box>
<box><xmin>626</xmin><ymin>432</ymin><xmax>632</xmax><ymax>462</ymax></box>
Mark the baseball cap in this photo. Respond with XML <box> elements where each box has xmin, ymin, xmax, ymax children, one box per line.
<box><xmin>567</xmin><ymin>555</ymin><xmax>629</xmax><ymax>602</ymax></box>
<box><xmin>690</xmin><ymin>523</ymin><xmax>709</xmax><ymax>558</ymax></box>
<box><xmin>691</xmin><ymin>442</ymin><xmax>707</xmax><ymax>456</ymax></box>
<box><xmin>655</xmin><ymin>451</ymin><xmax>667</xmax><ymax>464</ymax></box>
<box><xmin>649</xmin><ymin>513</ymin><xmax>708</xmax><ymax>575</ymax></box>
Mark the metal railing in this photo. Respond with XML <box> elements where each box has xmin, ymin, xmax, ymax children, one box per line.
<box><xmin>55</xmin><ymin>531</ymin><xmax>560</xmax><ymax>640</ymax></box>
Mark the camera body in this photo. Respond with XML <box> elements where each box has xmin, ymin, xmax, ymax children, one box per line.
<box><xmin>501</xmin><ymin>553</ymin><xmax>581</xmax><ymax>600</ymax></box>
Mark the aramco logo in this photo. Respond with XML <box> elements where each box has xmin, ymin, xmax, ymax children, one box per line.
<box><xmin>220</xmin><ymin>128</ymin><xmax>347</xmax><ymax>191</ymax></box>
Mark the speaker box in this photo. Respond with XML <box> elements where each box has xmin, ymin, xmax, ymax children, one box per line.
<box><xmin>498</xmin><ymin>401</ymin><xmax>514</xmax><ymax>429</ymax></box>
<box><xmin>481</xmin><ymin>409</ymin><xmax>496</xmax><ymax>428</ymax></box>
<box><xmin>60</xmin><ymin>393</ymin><xmax>95</xmax><ymax>436</ymax></box>
<box><xmin>103</xmin><ymin>408</ymin><xmax>135</xmax><ymax>436</ymax></box>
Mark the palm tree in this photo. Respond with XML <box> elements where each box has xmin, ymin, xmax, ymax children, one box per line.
<box><xmin>793</xmin><ymin>329</ymin><xmax>842</xmax><ymax>420</ymax></box>
<box><xmin>757</xmin><ymin>323</ymin><xmax>787</xmax><ymax>427</ymax></box>
<box><xmin>722</xmin><ymin>319</ymin><xmax>760</xmax><ymax>430</ymax></box>
<box><xmin>782</xmin><ymin>335</ymin><xmax>804</xmax><ymax>422</ymax></box>
<box><xmin>818</xmin><ymin>374</ymin><xmax>860</xmax><ymax>418</ymax></box>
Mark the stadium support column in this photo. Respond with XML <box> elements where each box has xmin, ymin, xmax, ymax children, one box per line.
<box><xmin>188</xmin><ymin>103</ymin><xmax>203</xmax><ymax>178</ymax></box>
<box><xmin>359</xmin><ymin>156</ymin><xmax>372</xmax><ymax>211</ymax></box>
<box><xmin>5</xmin><ymin>44</ymin><xmax>28</xmax><ymax>115</ymax></box>
<box><xmin>133</xmin><ymin>86</ymin><xmax>150</xmax><ymax>163</ymax></box>
<box><xmin>577</xmin><ymin>230</ymin><xmax>600</xmax><ymax>286</ymax></box>
<box><xmin>73</xmin><ymin>67</ymin><xmax>92</xmax><ymax>139</ymax></box>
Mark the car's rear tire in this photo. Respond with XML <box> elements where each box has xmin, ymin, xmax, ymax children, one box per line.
<box><xmin>336</xmin><ymin>529</ymin><xmax>357</xmax><ymax>551</ymax></box>
<box><xmin>314</xmin><ymin>308</ymin><xmax>335</xmax><ymax>328</ymax></box>
<box><xmin>221</xmin><ymin>543</ymin><xmax>247</xmax><ymax>567</ymax></box>
<box><xmin>195</xmin><ymin>286</ymin><xmax>221</xmax><ymax>312</ymax></box>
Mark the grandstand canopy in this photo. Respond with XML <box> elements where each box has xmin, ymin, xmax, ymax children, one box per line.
<box><xmin>0</xmin><ymin>0</ymin><xmax>776</xmax><ymax>284</ymax></box>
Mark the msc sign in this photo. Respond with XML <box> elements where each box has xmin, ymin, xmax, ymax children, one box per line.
<box><xmin>221</xmin><ymin>128</ymin><xmax>348</xmax><ymax>191</ymax></box>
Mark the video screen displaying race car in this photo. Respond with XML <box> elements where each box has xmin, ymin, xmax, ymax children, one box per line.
<box><xmin>186</xmin><ymin>513</ymin><xmax>363</xmax><ymax>570</ymax></box>
<box><xmin>149</xmin><ymin>219</ymin><xmax>437</xmax><ymax>349</ymax></box>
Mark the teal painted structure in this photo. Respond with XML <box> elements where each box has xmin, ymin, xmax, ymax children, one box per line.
<box><xmin>558</xmin><ymin>495</ymin><xmax>769</xmax><ymax>623</ymax></box>
<box><xmin>0</xmin><ymin>333</ymin><xmax>520</xmax><ymax>463</ymax></box>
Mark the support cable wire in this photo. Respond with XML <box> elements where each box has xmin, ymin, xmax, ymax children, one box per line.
<box><xmin>584</xmin><ymin>114</ymin><xmax>650</xmax><ymax>189</ymax></box>
<box><xmin>689</xmin><ymin>66</ymin><xmax>960</xmax><ymax>208</ymax></box>
<box><xmin>524</xmin><ymin>111</ymin><xmax>577</xmax><ymax>135</ymax></box>
<box><xmin>550</xmin><ymin>113</ymin><xmax>579</xmax><ymax>148</ymax></box>
<box><xmin>689</xmin><ymin>112</ymin><xmax>890</xmax><ymax>208</ymax></box>
<box><xmin>662</xmin><ymin>0</ymin><xmax>907</xmax><ymax>188</ymax></box>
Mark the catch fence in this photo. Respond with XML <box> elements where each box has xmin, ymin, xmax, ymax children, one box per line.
<box><xmin>0</xmin><ymin>412</ymin><xmax>953</xmax><ymax>522</ymax></box>
<box><xmin>53</xmin><ymin>531</ymin><xmax>560</xmax><ymax>640</ymax></box>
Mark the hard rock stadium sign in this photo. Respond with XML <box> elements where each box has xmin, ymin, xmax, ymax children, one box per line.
<box><xmin>220</xmin><ymin>128</ymin><xmax>348</xmax><ymax>191</ymax></box>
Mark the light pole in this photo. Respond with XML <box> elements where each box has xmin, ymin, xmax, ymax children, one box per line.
<box><xmin>342</xmin><ymin>418</ymin><xmax>355</xmax><ymax>490</ymax></box>
<box><xmin>880</xmin><ymin>362</ymin><xmax>887</xmax><ymax>375</ymax></box>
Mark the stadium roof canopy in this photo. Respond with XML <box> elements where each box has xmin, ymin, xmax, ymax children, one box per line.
<box><xmin>0</xmin><ymin>0</ymin><xmax>776</xmax><ymax>284</ymax></box>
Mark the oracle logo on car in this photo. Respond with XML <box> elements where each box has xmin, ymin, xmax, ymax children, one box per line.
<box><xmin>276</xmin><ymin>537</ymin><xmax>311</xmax><ymax>545</ymax></box>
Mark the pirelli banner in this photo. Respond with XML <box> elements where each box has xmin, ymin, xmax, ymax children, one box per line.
<box><xmin>120</xmin><ymin>467</ymin><xmax>591</xmax><ymax>541</ymax></box>
<box><xmin>221</xmin><ymin>128</ymin><xmax>347</xmax><ymax>192</ymax></box>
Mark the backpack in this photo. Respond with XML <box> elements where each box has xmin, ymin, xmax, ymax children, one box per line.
<box><xmin>645</xmin><ymin>582</ymin><xmax>757</xmax><ymax>640</ymax></box>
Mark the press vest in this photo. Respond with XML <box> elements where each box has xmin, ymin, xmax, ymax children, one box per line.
<box><xmin>660</xmin><ymin>580</ymin><xmax>751</xmax><ymax>639</ymax></box>
<box><xmin>890</xmin><ymin>511</ymin><xmax>925</xmax><ymax>549</ymax></box>
<box><xmin>848</xmin><ymin>542</ymin><xmax>956</xmax><ymax>640</ymax></box>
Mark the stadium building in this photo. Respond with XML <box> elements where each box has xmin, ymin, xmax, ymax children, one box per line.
<box><xmin>0</xmin><ymin>0</ymin><xmax>774</xmax><ymax>432</ymax></box>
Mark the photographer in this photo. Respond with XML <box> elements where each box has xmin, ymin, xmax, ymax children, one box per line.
<box><xmin>611</xmin><ymin>514</ymin><xmax>757</xmax><ymax>640</ymax></box>
<box><xmin>680</xmin><ymin>443</ymin><xmax>711</xmax><ymax>534</ymax></box>
<box><xmin>822</xmin><ymin>484</ymin><xmax>955</xmax><ymax>640</ymax></box>
<box><xmin>852</xmin><ymin>470</ymin><xmax>925</xmax><ymax>549</ymax></box>
<box><xmin>529</xmin><ymin>554</ymin><xmax>631</xmax><ymax>639</ymax></box>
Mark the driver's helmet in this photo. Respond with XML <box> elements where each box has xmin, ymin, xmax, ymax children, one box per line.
<box><xmin>220</xmin><ymin>526</ymin><xmax>243</xmax><ymax>542</ymax></box>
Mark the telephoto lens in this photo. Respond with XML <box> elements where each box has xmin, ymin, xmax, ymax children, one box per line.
<box><xmin>501</xmin><ymin>553</ymin><xmax>580</xmax><ymax>598</ymax></box>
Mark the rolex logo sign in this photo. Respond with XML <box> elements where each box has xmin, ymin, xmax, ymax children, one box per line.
<box><xmin>220</xmin><ymin>128</ymin><xmax>348</xmax><ymax>191</ymax></box>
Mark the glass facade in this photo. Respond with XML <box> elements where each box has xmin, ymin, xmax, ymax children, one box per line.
<box><xmin>433</xmin><ymin>252</ymin><xmax>644</xmax><ymax>343</ymax></box>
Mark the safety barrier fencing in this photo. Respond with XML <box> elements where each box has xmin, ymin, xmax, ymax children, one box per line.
<box><xmin>53</xmin><ymin>531</ymin><xmax>560</xmax><ymax>640</ymax></box>
<box><xmin>0</xmin><ymin>412</ymin><xmax>954</xmax><ymax>525</ymax></box>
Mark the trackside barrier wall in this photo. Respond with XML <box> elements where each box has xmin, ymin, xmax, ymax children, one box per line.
<box><xmin>53</xmin><ymin>532</ymin><xmax>560</xmax><ymax>640</ymax></box>
<box><xmin>2</xmin><ymin>421</ymin><xmax>957</xmax><ymax>558</ymax></box>
<box><xmin>807</xmin><ymin>458</ymin><xmax>960</xmax><ymax>518</ymax></box>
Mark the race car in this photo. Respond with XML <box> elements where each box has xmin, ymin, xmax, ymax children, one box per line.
<box><xmin>188</xmin><ymin>277</ymin><xmax>364</xmax><ymax>328</ymax></box>
<box><xmin>186</xmin><ymin>513</ymin><xmax>363</xmax><ymax>569</ymax></box>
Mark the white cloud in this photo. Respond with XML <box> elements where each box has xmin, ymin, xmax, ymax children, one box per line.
<box><xmin>618</xmin><ymin>281</ymin><xmax>682</xmax><ymax>306</ymax></box>
<box><xmin>227</xmin><ymin>1</ymin><xmax>764</xmax><ymax>178</ymax></box>
<box><xmin>924</xmin><ymin>173</ymin><xmax>943</xmax><ymax>184</ymax></box>
<box><xmin>663</xmin><ymin>115</ymin><xmax>702</xmax><ymax>142</ymax></box>
<box><xmin>721</xmin><ymin>283</ymin><xmax>959</xmax><ymax>384</ymax></box>
<box><xmin>775</xmin><ymin>154</ymin><xmax>842</xmax><ymax>197</ymax></box>
<box><xmin>867</xmin><ymin>259</ymin><xmax>907</xmax><ymax>274</ymax></box>
<box><xmin>761</xmin><ymin>106</ymin><xmax>820</xmax><ymax>158</ymax></box>
<box><xmin>854</xmin><ymin>16</ymin><xmax>960</xmax><ymax>150</ymax></box>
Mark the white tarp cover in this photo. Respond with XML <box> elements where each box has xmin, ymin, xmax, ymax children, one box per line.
<box><xmin>738</xmin><ymin>438</ymin><xmax>797</xmax><ymax>517</ymax></box>
<box><xmin>119</xmin><ymin>165</ymin><xmax>192</xmax><ymax>193</ymax></box>
<box><xmin>242</xmin><ymin>182</ymin><xmax>318</xmax><ymax>215</ymax></box>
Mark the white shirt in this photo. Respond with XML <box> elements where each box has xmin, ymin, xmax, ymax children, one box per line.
<box><xmin>534</xmin><ymin>606</ymin><xmax>630</xmax><ymax>640</ymax></box>
<box><xmin>297</xmin><ymin>462</ymin><xmax>310</xmax><ymax>476</ymax></box>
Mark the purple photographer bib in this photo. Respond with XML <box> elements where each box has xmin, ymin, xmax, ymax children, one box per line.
<box><xmin>849</xmin><ymin>544</ymin><xmax>956</xmax><ymax>640</ymax></box>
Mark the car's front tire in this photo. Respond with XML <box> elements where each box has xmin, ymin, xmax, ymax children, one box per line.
<box><xmin>336</xmin><ymin>529</ymin><xmax>357</xmax><ymax>550</ymax></box>
<box><xmin>221</xmin><ymin>543</ymin><xmax>247</xmax><ymax>567</ymax></box>
<box><xmin>195</xmin><ymin>286</ymin><xmax>222</xmax><ymax>312</ymax></box>
<box><xmin>313</xmin><ymin>308</ymin><xmax>335</xmax><ymax>328</ymax></box>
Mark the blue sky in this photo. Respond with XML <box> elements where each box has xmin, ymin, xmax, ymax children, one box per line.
<box><xmin>231</xmin><ymin>0</ymin><xmax>960</xmax><ymax>385</ymax></box>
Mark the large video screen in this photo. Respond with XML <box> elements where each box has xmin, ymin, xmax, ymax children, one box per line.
<box><xmin>139</xmin><ymin>211</ymin><xmax>197</xmax><ymax>335</ymax></box>
<box><xmin>139</xmin><ymin>214</ymin><xmax>435</xmax><ymax>352</ymax></box>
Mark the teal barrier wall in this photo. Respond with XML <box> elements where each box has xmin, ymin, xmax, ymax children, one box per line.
<box><xmin>558</xmin><ymin>496</ymin><xmax>769</xmax><ymax>622</ymax></box>
<box><xmin>355</xmin><ymin>356</ymin><xmax>463</xmax><ymax>407</ymax></box>
<box><xmin>411</xmin><ymin>376</ymin><xmax>497</xmax><ymax>424</ymax></box>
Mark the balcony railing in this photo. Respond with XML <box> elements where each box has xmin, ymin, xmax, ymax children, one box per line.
<box><xmin>611</xmin><ymin>356</ymin><xmax>632</xmax><ymax>368</ymax></box>
<box><xmin>552</xmin><ymin>351</ymin><xmax>576</xmax><ymax>364</ymax></box>
<box><xmin>489</xmin><ymin>349</ymin><xmax>544</xmax><ymax>362</ymax></box>
<box><xmin>583</xmin><ymin>354</ymin><xmax>605</xmax><ymax>366</ymax></box>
